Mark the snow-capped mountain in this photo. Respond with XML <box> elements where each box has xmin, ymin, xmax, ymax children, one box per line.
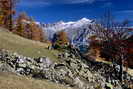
<box><xmin>39</xmin><ymin>18</ymin><xmax>95</xmax><ymax>45</ymax></box>
<box><xmin>41</xmin><ymin>18</ymin><xmax>93</xmax><ymax>31</ymax></box>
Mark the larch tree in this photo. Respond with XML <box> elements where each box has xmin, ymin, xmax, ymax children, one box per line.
<box><xmin>14</xmin><ymin>12</ymin><xmax>45</xmax><ymax>42</ymax></box>
<box><xmin>29</xmin><ymin>20</ymin><xmax>45</xmax><ymax>42</ymax></box>
<box><xmin>0</xmin><ymin>0</ymin><xmax>18</xmax><ymax>31</ymax></box>
<box><xmin>54</xmin><ymin>31</ymin><xmax>69</xmax><ymax>46</ymax></box>
<box><xmin>14</xmin><ymin>13</ymin><xmax>26</xmax><ymax>36</ymax></box>
<box><xmin>90</xmin><ymin>10</ymin><xmax>130</xmax><ymax>82</ymax></box>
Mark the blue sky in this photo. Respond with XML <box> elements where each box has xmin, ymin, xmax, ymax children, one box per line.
<box><xmin>16</xmin><ymin>0</ymin><xmax>133</xmax><ymax>24</ymax></box>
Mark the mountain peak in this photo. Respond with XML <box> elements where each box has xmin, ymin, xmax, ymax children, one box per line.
<box><xmin>57</xmin><ymin>20</ymin><xmax>65</xmax><ymax>24</ymax></box>
<box><xmin>79</xmin><ymin>18</ymin><xmax>92</xmax><ymax>22</ymax></box>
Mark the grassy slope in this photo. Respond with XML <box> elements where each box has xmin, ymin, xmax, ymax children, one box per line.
<box><xmin>0</xmin><ymin>72</ymin><xmax>73</xmax><ymax>89</ymax></box>
<box><xmin>0</xmin><ymin>28</ymin><xmax>73</xmax><ymax>89</ymax></box>
<box><xmin>0</xmin><ymin>27</ymin><xmax>108</xmax><ymax>63</ymax></box>
<box><xmin>0</xmin><ymin>27</ymin><xmax>59</xmax><ymax>62</ymax></box>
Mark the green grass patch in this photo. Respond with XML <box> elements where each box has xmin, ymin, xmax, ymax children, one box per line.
<box><xmin>0</xmin><ymin>28</ymin><xmax>60</xmax><ymax>62</ymax></box>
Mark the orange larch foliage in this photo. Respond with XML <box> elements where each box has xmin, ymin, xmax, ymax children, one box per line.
<box><xmin>0</xmin><ymin>0</ymin><xmax>17</xmax><ymax>30</ymax></box>
<box><xmin>14</xmin><ymin>13</ymin><xmax>45</xmax><ymax>42</ymax></box>
<box><xmin>54</xmin><ymin>31</ymin><xmax>69</xmax><ymax>46</ymax></box>
<box><xmin>29</xmin><ymin>21</ymin><xmax>44</xmax><ymax>42</ymax></box>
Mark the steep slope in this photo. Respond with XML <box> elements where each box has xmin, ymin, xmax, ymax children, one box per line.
<box><xmin>0</xmin><ymin>72</ymin><xmax>73</xmax><ymax>89</ymax></box>
<box><xmin>0</xmin><ymin>28</ymin><xmax>75</xmax><ymax>89</ymax></box>
<box><xmin>0</xmin><ymin>49</ymin><xmax>132</xmax><ymax>89</ymax></box>
<box><xmin>0</xmin><ymin>27</ymin><xmax>59</xmax><ymax>62</ymax></box>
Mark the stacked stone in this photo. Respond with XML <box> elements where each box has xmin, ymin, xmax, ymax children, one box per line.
<box><xmin>0</xmin><ymin>49</ymin><xmax>132</xmax><ymax>89</ymax></box>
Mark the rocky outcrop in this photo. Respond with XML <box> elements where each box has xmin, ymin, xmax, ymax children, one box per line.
<box><xmin>0</xmin><ymin>49</ymin><xmax>132</xmax><ymax>89</ymax></box>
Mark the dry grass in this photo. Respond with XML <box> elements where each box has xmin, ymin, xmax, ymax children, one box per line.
<box><xmin>0</xmin><ymin>72</ymin><xmax>73</xmax><ymax>89</ymax></box>
<box><xmin>127</xmin><ymin>68</ymin><xmax>133</xmax><ymax>76</ymax></box>
<box><xmin>0</xmin><ymin>28</ymin><xmax>73</xmax><ymax>89</ymax></box>
<box><xmin>0</xmin><ymin>28</ymin><xmax>59</xmax><ymax>62</ymax></box>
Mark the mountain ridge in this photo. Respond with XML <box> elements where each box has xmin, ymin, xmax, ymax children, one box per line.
<box><xmin>39</xmin><ymin>18</ymin><xmax>95</xmax><ymax>45</ymax></box>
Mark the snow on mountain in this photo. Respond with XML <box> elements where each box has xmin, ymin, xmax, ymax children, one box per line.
<box><xmin>19</xmin><ymin>17</ymin><xmax>95</xmax><ymax>46</ymax></box>
<box><xmin>39</xmin><ymin>18</ymin><xmax>95</xmax><ymax>45</ymax></box>
<box><xmin>41</xmin><ymin>18</ymin><xmax>92</xmax><ymax>30</ymax></box>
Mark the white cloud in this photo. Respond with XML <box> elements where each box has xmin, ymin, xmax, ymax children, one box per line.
<box><xmin>23</xmin><ymin>0</ymin><xmax>108</xmax><ymax>5</ymax></box>
<box><xmin>18</xmin><ymin>0</ymin><xmax>51</xmax><ymax>7</ymax></box>
<box><xmin>63</xmin><ymin>0</ymin><xmax>95</xmax><ymax>4</ymax></box>
<box><xmin>18</xmin><ymin>0</ymin><xmax>109</xmax><ymax>7</ymax></box>
<box><xmin>37</xmin><ymin>0</ymin><xmax>96</xmax><ymax>4</ymax></box>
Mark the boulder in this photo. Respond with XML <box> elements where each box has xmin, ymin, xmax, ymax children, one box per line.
<box><xmin>17</xmin><ymin>63</ymin><xmax>27</xmax><ymax>68</ymax></box>
<box><xmin>73</xmin><ymin>77</ymin><xmax>85</xmax><ymax>89</ymax></box>
<box><xmin>0</xmin><ymin>49</ymin><xmax>132</xmax><ymax>88</ymax></box>
<box><xmin>16</xmin><ymin>67</ymin><xmax>25</xmax><ymax>75</ymax></box>
<box><xmin>64</xmin><ymin>52</ymin><xmax>70</xmax><ymax>58</ymax></box>
<box><xmin>0</xmin><ymin>63</ymin><xmax>15</xmax><ymax>73</ymax></box>
<box><xmin>16</xmin><ymin>58</ymin><xmax>26</xmax><ymax>64</ymax></box>
<box><xmin>35</xmin><ymin>57</ymin><xmax>53</xmax><ymax>68</ymax></box>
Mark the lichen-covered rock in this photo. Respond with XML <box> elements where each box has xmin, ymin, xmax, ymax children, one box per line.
<box><xmin>0</xmin><ymin>49</ymin><xmax>132</xmax><ymax>89</ymax></box>
<box><xmin>0</xmin><ymin>63</ymin><xmax>15</xmax><ymax>73</ymax></box>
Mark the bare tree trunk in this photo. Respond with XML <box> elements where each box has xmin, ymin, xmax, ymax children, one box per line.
<box><xmin>119</xmin><ymin>56</ymin><xmax>123</xmax><ymax>83</ymax></box>
<box><xmin>9</xmin><ymin>0</ymin><xmax>13</xmax><ymax>31</ymax></box>
<box><xmin>119</xmin><ymin>63</ymin><xmax>123</xmax><ymax>82</ymax></box>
